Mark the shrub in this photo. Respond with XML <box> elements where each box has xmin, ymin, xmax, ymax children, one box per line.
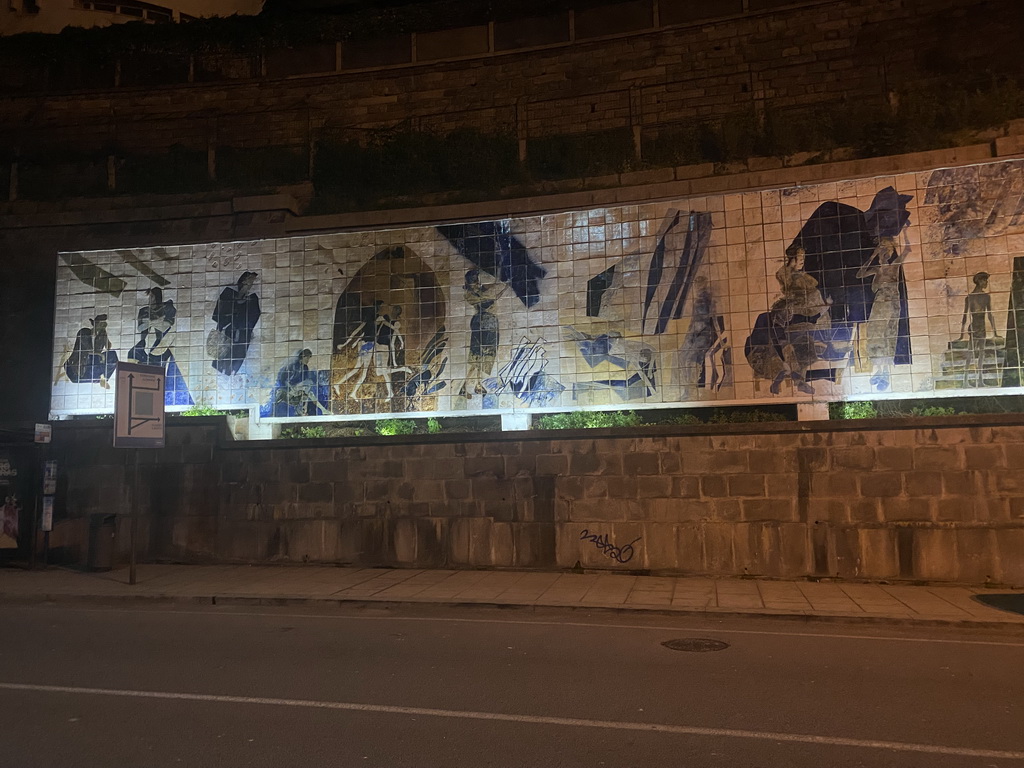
<box><xmin>217</xmin><ymin>145</ymin><xmax>308</xmax><ymax>189</ymax></box>
<box><xmin>525</xmin><ymin>127</ymin><xmax>635</xmax><ymax>179</ymax></box>
<box><xmin>280</xmin><ymin>425</ymin><xmax>326</xmax><ymax>439</ymax></box>
<box><xmin>535</xmin><ymin>410</ymin><xmax>642</xmax><ymax>430</ymax></box>
<box><xmin>665</xmin><ymin>413</ymin><xmax>702</xmax><ymax>426</ymax></box>
<box><xmin>908</xmin><ymin>406</ymin><xmax>961</xmax><ymax>417</ymax></box>
<box><xmin>375</xmin><ymin>418</ymin><xmax>417</xmax><ymax>436</ymax></box>
<box><xmin>427</xmin><ymin>417</ymin><xmax>442</xmax><ymax>434</ymax></box>
<box><xmin>830</xmin><ymin>401</ymin><xmax>968</xmax><ymax>420</ymax></box>
<box><xmin>707</xmin><ymin>409</ymin><xmax>789</xmax><ymax>424</ymax></box>
<box><xmin>314</xmin><ymin>127</ymin><xmax>521</xmax><ymax>208</ymax></box>
<box><xmin>118</xmin><ymin>145</ymin><xmax>209</xmax><ymax>196</ymax></box>
<box><xmin>829</xmin><ymin>401</ymin><xmax>878</xmax><ymax>420</ymax></box>
<box><xmin>182</xmin><ymin>404</ymin><xmax>227</xmax><ymax>416</ymax></box>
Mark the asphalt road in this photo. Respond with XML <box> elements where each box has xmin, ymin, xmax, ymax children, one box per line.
<box><xmin>0</xmin><ymin>602</ymin><xmax>1022</xmax><ymax>767</ymax></box>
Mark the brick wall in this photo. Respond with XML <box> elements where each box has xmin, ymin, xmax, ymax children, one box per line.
<box><xmin>44</xmin><ymin>415</ymin><xmax>1024</xmax><ymax>586</ymax></box>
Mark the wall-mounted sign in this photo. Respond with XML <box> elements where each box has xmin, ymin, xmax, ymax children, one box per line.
<box><xmin>0</xmin><ymin>454</ymin><xmax>22</xmax><ymax>549</ymax></box>
<box><xmin>113</xmin><ymin>362</ymin><xmax>166</xmax><ymax>448</ymax></box>
<box><xmin>34</xmin><ymin>423</ymin><xmax>51</xmax><ymax>444</ymax></box>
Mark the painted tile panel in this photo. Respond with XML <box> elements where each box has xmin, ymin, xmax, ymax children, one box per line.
<box><xmin>49</xmin><ymin>158</ymin><xmax>1024</xmax><ymax>421</ymax></box>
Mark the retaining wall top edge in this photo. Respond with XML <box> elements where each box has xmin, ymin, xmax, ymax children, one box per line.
<box><xmin>45</xmin><ymin>412</ymin><xmax>1024</xmax><ymax>451</ymax></box>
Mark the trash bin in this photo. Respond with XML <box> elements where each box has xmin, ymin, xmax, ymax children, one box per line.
<box><xmin>87</xmin><ymin>514</ymin><xmax>117</xmax><ymax>572</ymax></box>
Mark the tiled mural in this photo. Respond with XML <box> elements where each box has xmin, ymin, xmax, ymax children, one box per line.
<box><xmin>50</xmin><ymin>159</ymin><xmax>1024</xmax><ymax>424</ymax></box>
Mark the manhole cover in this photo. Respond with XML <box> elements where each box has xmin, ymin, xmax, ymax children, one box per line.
<box><xmin>661</xmin><ymin>638</ymin><xmax>730</xmax><ymax>652</ymax></box>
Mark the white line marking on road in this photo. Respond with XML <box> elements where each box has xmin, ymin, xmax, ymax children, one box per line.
<box><xmin>31</xmin><ymin>605</ymin><xmax>1024</xmax><ymax>648</ymax></box>
<box><xmin>1</xmin><ymin>681</ymin><xmax>1022</xmax><ymax>761</ymax></box>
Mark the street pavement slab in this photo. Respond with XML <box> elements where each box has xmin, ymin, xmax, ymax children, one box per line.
<box><xmin>2</xmin><ymin>563</ymin><xmax>1023</xmax><ymax>627</ymax></box>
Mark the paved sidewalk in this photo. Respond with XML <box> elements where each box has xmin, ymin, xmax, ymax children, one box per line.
<box><xmin>1</xmin><ymin>564</ymin><xmax>1023</xmax><ymax>627</ymax></box>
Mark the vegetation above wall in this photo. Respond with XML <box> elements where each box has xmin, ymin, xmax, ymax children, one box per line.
<box><xmin>313</xmin><ymin>128</ymin><xmax>523</xmax><ymax>211</ymax></box>
<box><xmin>534</xmin><ymin>411</ymin><xmax>644</xmax><ymax>430</ymax></box>
<box><xmin>829</xmin><ymin>396</ymin><xmax>1024</xmax><ymax>420</ymax></box>
<box><xmin>3</xmin><ymin>0</ymin><xmax>1024</xmax><ymax>214</ymax></box>
<box><xmin>277</xmin><ymin>416</ymin><xmax>500</xmax><ymax>438</ymax></box>
<box><xmin>532</xmin><ymin>409</ymin><xmax>795</xmax><ymax>429</ymax></box>
<box><xmin>6</xmin><ymin>75</ymin><xmax>1022</xmax><ymax>213</ymax></box>
<box><xmin>644</xmin><ymin>77</ymin><xmax>1024</xmax><ymax>166</ymax></box>
<box><xmin>262</xmin><ymin>395</ymin><xmax>1024</xmax><ymax>438</ymax></box>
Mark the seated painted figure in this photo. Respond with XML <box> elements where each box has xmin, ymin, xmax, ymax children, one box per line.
<box><xmin>263</xmin><ymin>349</ymin><xmax>330</xmax><ymax>417</ymax></box>
<box><xmin>64</xmin><ymin>315</ymin><xmax>118</xmax><ymax>387</ymax></box>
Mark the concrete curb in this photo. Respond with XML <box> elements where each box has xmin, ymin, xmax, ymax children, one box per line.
<box><xmin>3</xmin><ymin>591</ymin><xmax>1023</xmax><ymax>631</ymax></box>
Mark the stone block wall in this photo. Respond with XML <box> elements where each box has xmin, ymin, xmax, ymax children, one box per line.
<box><xmin>2</xmin><ymin>0</ymin><xmax>1022</xmax><ymax>162</ymax></box>
<box><xmin>44</xmin><ymin>415</ymin><xmax>1024</xmax><ymax>587</ymax></box>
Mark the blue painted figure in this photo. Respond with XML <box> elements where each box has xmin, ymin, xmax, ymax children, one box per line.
<box><xmin>745</xmin><ymin>187</ymin><xmax>913</xmax><ymax>395</ymax></box>
<box><xmin>336</xmin><ymin>302</ymin><xmax>413</xmax><ymax>401</ymax></box>
<box><xmin>461</xmin><ymin>270</ymin><xmax>508</xmax><ymax>398</ymax></box>
<box><xmin>60</xmin><ymin>315</ymin><xmax>118</xmax><ymax>388</ymax></box>
<box><xmin>210</xmin><ymin>271</ymin><xmax>261</xmax><ymax>376</ymax></box>
<box><xmin>265</xmin><ymin>349</ymin><xmax>329</xmax><ymax>417</ymax></box>
<box><xmin>128</xmin><ymin>287</ymin><xmax>193</xmax><ymax>406</ymax></box>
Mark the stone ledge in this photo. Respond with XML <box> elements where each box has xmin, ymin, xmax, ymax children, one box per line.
<box><xmin>0</xmin><ymin>188</ymin><xmax>308</xmax><ymax>231</ymax></box>
<box><xmin>995</xmin><ymin>134</ymin><xmax>1024</xmax><ymax>156</ymax></box>
<box><xmin>232</xmin><ymin>193</ymin><xmax>300</xmax><ymax>215</ymax></box>
<box><xmin>50</xmin><ymin>412</ymin><xmax>1024</xmax><ymax>452</ymax></box>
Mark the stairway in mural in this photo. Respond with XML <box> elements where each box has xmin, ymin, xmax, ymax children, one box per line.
<box><xmin>935</xmin><ymin>339</ymin><xmax>1006</xmax><ymax>390</ymax></box>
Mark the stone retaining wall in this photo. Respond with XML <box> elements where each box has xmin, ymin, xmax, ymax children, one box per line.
<box><xmin>3</xmin><ymin>0</ymin><xmax>1021</xmax><ymax>162</ymax></box>
<box><xmin>45</xmin><ymin>415</ymin><xmax>1024</xmax><ymax>586</ymax></box>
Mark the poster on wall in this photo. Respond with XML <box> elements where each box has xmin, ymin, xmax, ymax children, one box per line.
<box><xmin>41</xmin><ymin>496</ymin><xmax>53</xmax><ymax>534</ymax></box>
<box><xmin>0</xmin><ymin>454</ymin><xmax>24</xmax><ymax>549</ymax></box>
<box><xmin>47</xmin><ymin>158</ymin><xmax>1024</xmax><ymax>427</ymax></box>
<box><xmin>43</xmin><ymin>460</ymin><xmax>57</xmax><ymax>496</ymax></box>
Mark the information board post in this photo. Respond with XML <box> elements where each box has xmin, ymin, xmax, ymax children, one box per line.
<box><xmin>41</xmin><ymin>457</ymin><xmax>56</xmax><ymax>567</ymax></box>
<box><xmin>28</xmin><ymin>493</ymin><xmax>37</xmax><ymax>571</ymax></box>
<box><xmin>113</xmin><ymin>362</ymin><xmax>165</xmax><ymax>586</ymax></box>
<box><xmin>29</xmin><ymin>425</ymin><xmax>55</xmax><ymax>569</ymax></box>
<box><xmin>129</xmin><ymin>451</ymin><xmax>138</xmax><ymax>585</ymax></box>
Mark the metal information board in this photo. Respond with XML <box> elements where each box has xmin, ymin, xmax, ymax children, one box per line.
<box><xmin>113</xmin><ymin>362</ymin><xmax>166</xmax><ymax>448</ymax></box>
